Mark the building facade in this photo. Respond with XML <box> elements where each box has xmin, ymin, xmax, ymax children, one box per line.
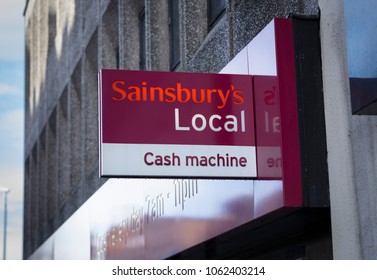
<box><xmin>23</xmin><ymin>0</ymin><xmax>377</xmax><ymax>259</ymax></box>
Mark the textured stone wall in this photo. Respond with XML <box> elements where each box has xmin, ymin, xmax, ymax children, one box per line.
<box><xmin>23</xmin><ymin>0</ymin><xmax>318</xmax><ymax>259</ymax></box>
<box><xmin>319</xmin><ymin>0</ymin><xmax>377</xmax><ymax>260</ymax></box>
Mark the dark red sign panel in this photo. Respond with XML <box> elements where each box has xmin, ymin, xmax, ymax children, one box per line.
<box><xmin>99</xmin><ymin>70</ymin><xmax>257</xmax><ymax>178</ymax></box>
<box><xmin>100</xmin><ymin>70</ymin><xmax>255</xmax><ymax>146</ymax></box>
<box><xmin>254</xmin><ymin>76</ymin><xmax>282</xmax><ymax>179</ymax></box>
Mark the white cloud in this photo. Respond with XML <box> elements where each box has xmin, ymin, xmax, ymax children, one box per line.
<box><xmin>0</xmin><ymin>1</ymin><xmax>24</xmax><ymax>22</ymax></box>
<box><xmin>0</xmin><ymin>108</ymin><xmax>24</xmax><ymax>210</ymax></box>
<box><xmin>0</xmin><ymin>0</ymin><xmax>24</xmax><ymax>60</ymax></box>
<box><xmin>0</xmin><ymin>82</ymin><xmax>21</xmax><ymax>96</ymax></box>
<box><xmin>0</xmin><ymin>109</ymin><xmax>24</xmax><ymax>154</ymax></box>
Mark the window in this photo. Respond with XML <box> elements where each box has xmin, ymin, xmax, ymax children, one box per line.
<box><xmin>116</xmin><ymin>47</ymin><xmax>120</xmax><ymax>69</ymax></box>
<box><xmin>344</xmin><ymin>0</ymin><xmax>377</xmax><ymax>114</ymax></box>
<box><xmin>169</xmin><ymin>0</ymin><xmax>180</xmax><ymax>70</ymax></box>
<box><xmin>208</xmin><ymin>0</ymin><xmax>226</xmax><ymax>30</ymax></box>
<box><xmin>139</xmin><ymin>7</ymin><xmax>146</xmax><ymax>70</ymax></box>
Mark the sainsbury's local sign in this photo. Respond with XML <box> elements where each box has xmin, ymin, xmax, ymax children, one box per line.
<box><xmin>99</xmin><ymin>69</ymin><xmax>257</xmax><ymax>178</ymax></box>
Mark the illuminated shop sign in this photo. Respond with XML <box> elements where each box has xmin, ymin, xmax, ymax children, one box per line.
<box><xmin>31</xmin><ymin>17</ymin><xmax>329</xmax><ymax>260</ymax></box>
<box><xmin>99</xmin><ymin>70</ymin><xmax>257</xmax><ymax>178</ymax></box>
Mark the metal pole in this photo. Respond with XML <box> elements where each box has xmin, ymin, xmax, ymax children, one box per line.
<box><xmin>3</xmin><ymin>192</ymin><xmax>8</xmax><ymax>260</ymax></box>
<box><xmin>0</xmin><ymin>188</ymin><xmax>10</xmax><ymax>260</ymax></box>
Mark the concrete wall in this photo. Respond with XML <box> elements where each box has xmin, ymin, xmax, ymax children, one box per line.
<box><xmin>23</xmin><ymin>0</ymin><xmax>319</xmax><ymax>259</ymax></box>
<box><xmin>319</xmin><ymin>0</ymin><xmax>377</xmax><ymax>259</ymax></box>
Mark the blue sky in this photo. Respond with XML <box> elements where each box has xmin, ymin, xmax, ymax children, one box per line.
<box><xmin>0</xmin><ymin>0</ymin><xmax>25</xmax><ymax>260</ymax></box>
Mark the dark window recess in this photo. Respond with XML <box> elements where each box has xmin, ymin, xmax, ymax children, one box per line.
<box><xmin>139</xmin><ymin>8</ymin><xmax>146</xmax><ymax>70</ymax></box>
<box><xmin>208</xmin><ymin>0</ymin><xmax>226</xmax><ymax>30</ymax></box>
<box><xmin>169</xmin><ymin>0</ymin><xmax>180</xmax><ymax>71</ymax></box>
<box><xmin>116</xmin><ymin>47</ymin><xmax>120</xmax><ymax>69</ymax></box>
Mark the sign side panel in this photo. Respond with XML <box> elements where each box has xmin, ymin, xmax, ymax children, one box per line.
<box><xmin>274</xmin><ymin>18</ymin><xmax>303</xmax><ymax>207</ymax></box>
